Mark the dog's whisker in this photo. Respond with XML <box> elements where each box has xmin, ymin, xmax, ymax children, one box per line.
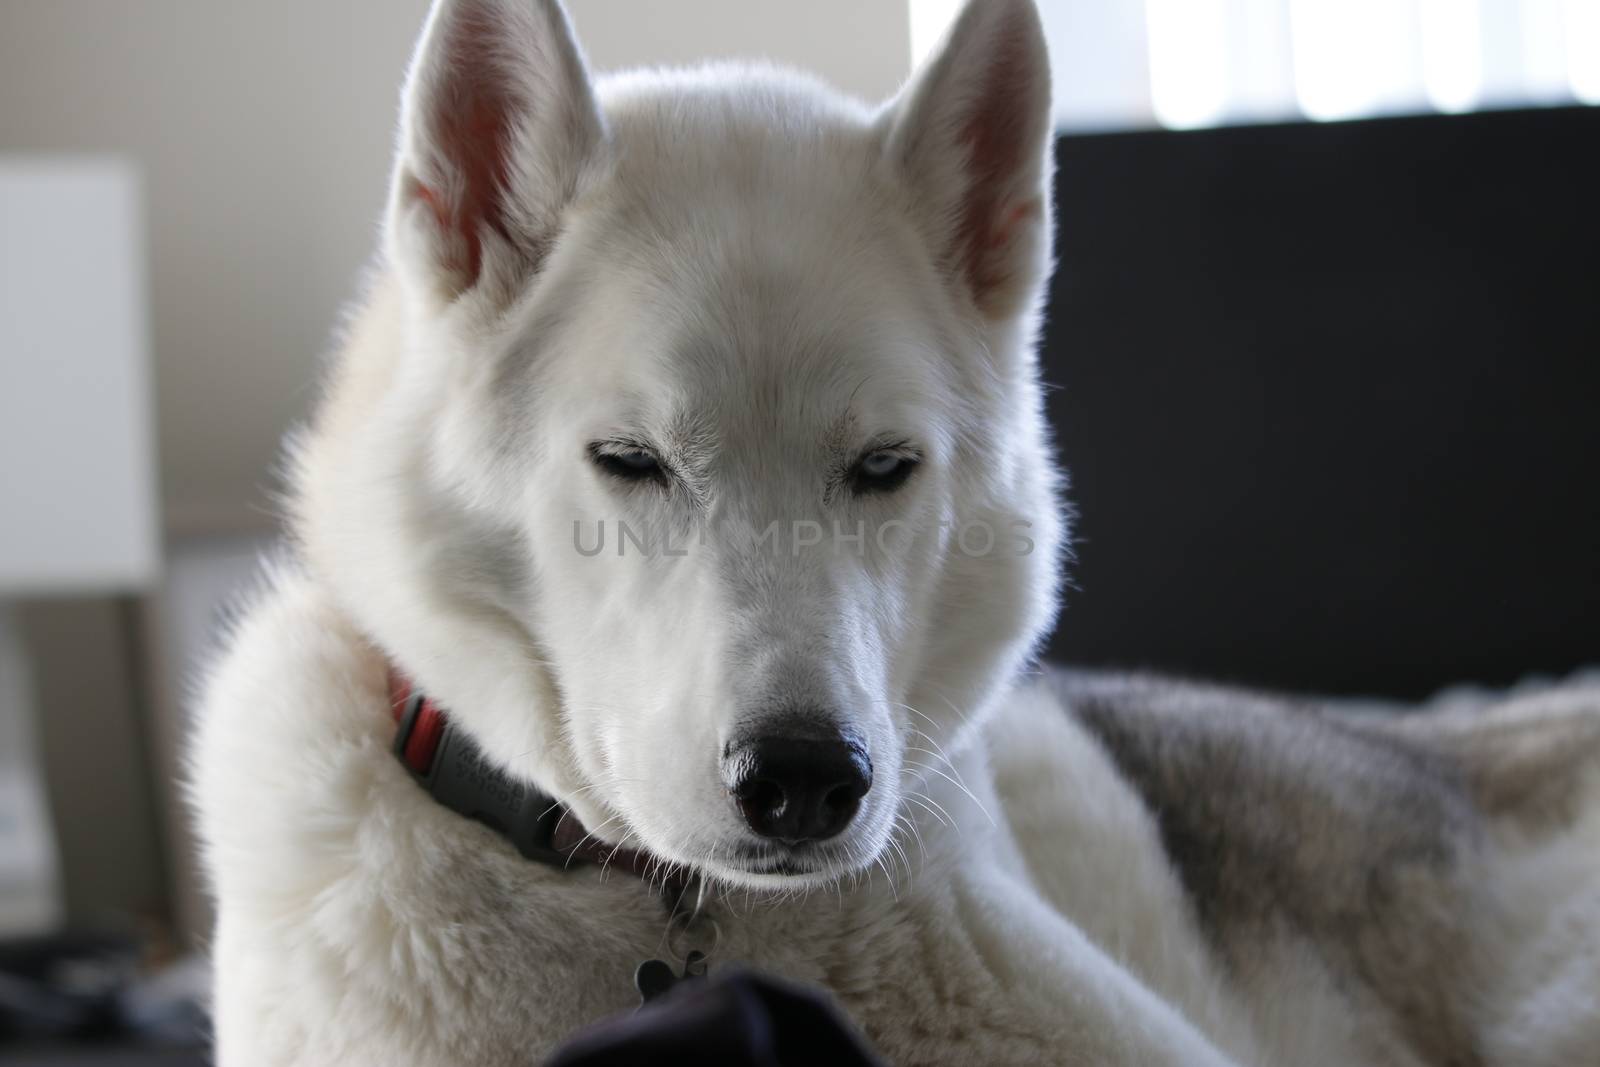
<box><xmin>896</xmin><ymin>811</ymin><xmax>929</xmax><ymax>863</ymax></box>
<box><xmin>873</xmin><ymin>853</ymin><xmax>899</xmax><ymax>903</ymax></box>
<box><xmin>906</xmin><ymin>726</ymin><xmax>960</xmax><ymax>771</ymax></box>
<box><xmin>598</xmin><ymin>828</ymin><xmax>639</xmax><ymax>881</ymax></box>
<box><xmin>887</xmin><ymin>700</ymin><xmax>946</xmax><ymax>736</ymax></box>
<box><xmin>904</xmin><ymin>790</ymin><xmax>957</xmax><ymax>831</ymax></box>
<box><xmin>889</xmin><ymin>819</ymin><xmax>928</xmax><ymax>876</ymax></box>
<box><xmin>902</xmin><ymin>736</ymin><xmax>983</xmax><ymax>800</ymax></box>
<box><xmin>897</xmin><ymin>819</ymin><xmax>928</xmax><ymax>870</ymax></box>
<box><xmin>927</xmin><ymin>686</ymin><xmax>982</xmax><ymax>734</ymax></box>
<box><xmin>559</xmin><ymin>813</ymin><xmax>625</xmax><ymax>871</ymax></box>
<box><xmin>902</xmin><ymin>757</ymin><xmax>994</xmax><ymax>828</ymax></box>
<box><xmin>532</xmin><ymin>775</ymin><xmax>641</xmax><ymax>821</ymax></box>
<box><xmin>886</xmin><ymin>833</ymin><xmax>914</xmax><ymax>888</ymax></box>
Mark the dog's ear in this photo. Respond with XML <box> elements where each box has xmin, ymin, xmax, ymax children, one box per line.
<box><xmin>883</xmin><ymin>0</ymin><xmax>1053</xmax><ymax>321</ymax></box>
<box><xmin>387</xmin><ymin>0</ymin><xmax>604</xmax><ymax>306</ymax></box>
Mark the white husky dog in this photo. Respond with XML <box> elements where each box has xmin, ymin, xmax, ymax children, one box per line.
<box><xmin>193</xmin><ymin>0</ymin><xmax>1600</xmax><ymax>1063</ymax></box>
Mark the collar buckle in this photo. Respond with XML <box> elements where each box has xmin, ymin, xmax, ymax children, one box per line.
<box><xmin>394</xmin><ymin>690</ymin><xmax>569</xmax><ymax>866</ymax></box>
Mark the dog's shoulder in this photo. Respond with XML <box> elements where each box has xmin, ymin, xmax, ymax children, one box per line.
<box><xmin>190</xmin><ymin>559</ymin><xmax>382</xmax><ymax>789</ymax></box>
<box><xmin>188</xmin><ymin>560</ymin><xmax>390</xmax><ymax>910</ymax></box>
<box><xmin>190</xmin><ymin>562</ymin><xmax>660</xmax><ymax>1064</ymax></box>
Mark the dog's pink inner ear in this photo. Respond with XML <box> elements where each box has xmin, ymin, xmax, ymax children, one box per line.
<box><xmin>955</xmin><ymin>32</ymin><xmax>1047</xmax><ymax>313</ymax></box>
<box><xmin>407</xmin><ymin>12</ymin><xmax>524</xmax><ymax>289</ymax></box>
<box><xmin>414</xmin><ymin>100</ymin><xmax>515</xmax><ymax>286</ymax></box>
<box><xmin>394</xmin><ymin>0</ymin><xmax>602</xmax><ymax>301</ymax></box>
<box><xmin>893</xmin><ymin>0</ymin><xmax>1052</xmax><ymax>321</ymax></box>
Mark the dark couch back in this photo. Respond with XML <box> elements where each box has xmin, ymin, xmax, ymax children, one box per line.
<box><xmin>1039</xmin><ymin>106</ymin><xmax>1600</xmax><ymax>698</ymax></box>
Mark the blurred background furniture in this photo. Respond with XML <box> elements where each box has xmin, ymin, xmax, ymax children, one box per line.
<box><xmin>1040</xmin><ymin>105</ymin><xmax>1600</xmax><ymax>698</ymax></box>
<box><xmin>0</xmin><ymin>160</ymin><xmax>202</xmax><ymax>1062</ymax></box>
<box><xmin>0</xmin><ymin>160</ymin><xmax>160</xmax><ymax>939</ymax></box>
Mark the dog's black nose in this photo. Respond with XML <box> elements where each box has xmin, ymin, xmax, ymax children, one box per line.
<box><xmin>727</xmin><ymin>734</ymin><xmax>872</xmax><ymax>843</ymax></box>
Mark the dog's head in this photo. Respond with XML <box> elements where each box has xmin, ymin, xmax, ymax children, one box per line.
<box><xmin>297</xmin><ymin>0</ymin><xmax>1063</xmax><ymax>888</ymax></box>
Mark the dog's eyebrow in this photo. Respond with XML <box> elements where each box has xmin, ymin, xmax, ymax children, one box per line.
<box><xmin>655</xmin><ymin>407</ymin><xmax>712</xmax><ymax>462</ymax></box>
<box><xmin>592</xmin><ymin>395</ymin><xmax>715</xmax><ymax>507</ymax></box>
<box><xmin>603</xmin><ymin>393</ymin><xmax>699</xmax><ymax>452</ymax></box>
<box><xmin>651</xmin><ymin>407</ymin><xmax>716</xmax><ymax>509</ymax></box>
<box><xmin>823</xmin><ymin>405</ymin><xmax>862</xmax><ymax>455</ymax></box>
<box><xmin>825</xmin><ymin>408</ymin><xmax>920</xmax><ymax>461</ymax></box>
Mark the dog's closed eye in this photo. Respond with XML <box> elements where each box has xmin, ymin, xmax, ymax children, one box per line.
<box><xmin>588</xmin><ymin>441</ymin><xmax>668</xmax><ymax>487</ymax></box>
<box><xmin>850</xmin><ymin>447</ymin><xmax>920</xmax><ymax>495</ymax></box>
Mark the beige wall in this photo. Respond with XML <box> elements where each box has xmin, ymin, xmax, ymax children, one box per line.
<box><xmin>576</xmin><ymin>1</ymin><xmax>909</xmax><ymax>102</ymax></box>
<box><xmin>0</xmin><ymin>0</ymin><xmax>911</xmax><ymax>534</ymax></box>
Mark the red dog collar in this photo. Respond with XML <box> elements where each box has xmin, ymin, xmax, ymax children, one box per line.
<box><xmin>388</xmin><ymin>667</ymin><xmax>671</xmax><ymax>885</ymax></box>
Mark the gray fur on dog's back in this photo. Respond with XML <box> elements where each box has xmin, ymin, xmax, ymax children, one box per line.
<box><xmin>1052</xmin><ymin>668</ymin><xmax>1496</xmax><ymax>1065</ymax></box>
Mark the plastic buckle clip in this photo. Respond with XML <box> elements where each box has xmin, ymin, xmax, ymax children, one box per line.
<box><xmin>394</xmin><ymin>691</ymin><xmax>568</xmax><ymax>867</ymax></box>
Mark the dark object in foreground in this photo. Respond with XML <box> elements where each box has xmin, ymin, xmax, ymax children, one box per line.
<box><xmin>547</xmin><ymin>970</ymin><xmax>884</xmax><ymax>1067</ymax></box>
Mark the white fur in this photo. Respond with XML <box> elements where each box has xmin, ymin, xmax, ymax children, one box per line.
<box><xmin>191</xmin><ymin>1</ymin><xmax>1600</xmax><ymax>1063</ymax></box>
<box><xmin>197</xmin><ymin>571</ymin><xmax>1249</xmax><ymax>1064</ymax></box>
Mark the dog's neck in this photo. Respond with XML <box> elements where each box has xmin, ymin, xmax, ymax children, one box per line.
<box><xmin>387</xmin><ymin>667</ymin><xmax>675</xmax><ymax>888</ymax></box>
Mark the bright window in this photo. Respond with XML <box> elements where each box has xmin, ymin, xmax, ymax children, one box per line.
<box><xmin>909</xmin><ymin>0</ymin><xmax>1600</xmax><ymax>130</ymax></box>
